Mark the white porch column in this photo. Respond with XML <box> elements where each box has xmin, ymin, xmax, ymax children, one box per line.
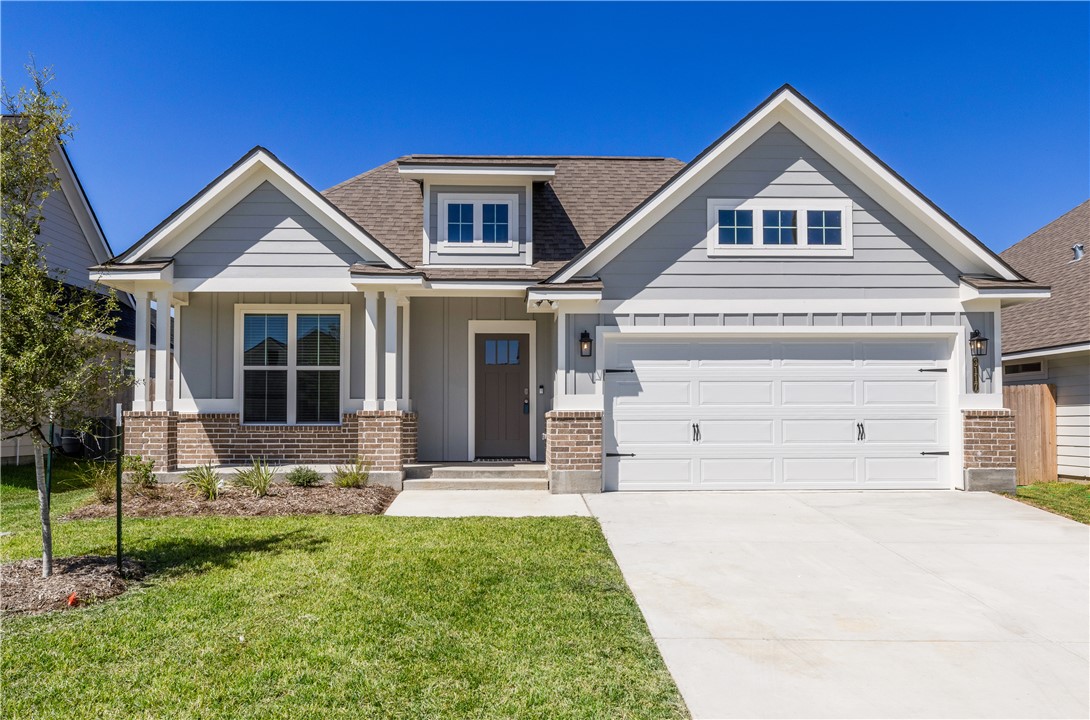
<box><xmin>132</xmin><ymin>291</ymin><xmax>151</xmax><ymax>411</ymax></box>
<box><xmin>364</xmin><ymin>290</ymin><xmax>379</xmax><ymax>410</ymax></box>
<box><xmin>383</xmin><ymin>291</ymin><xmax>398</xmax><ymax>411</ymax></box>
<box><xmin>400</xmin><ymin>298</ymin><xmax>411</xmax><ymax>409</ymax></box>
<box><xmin>153</xmin><ymin>290</ymin><xmax>172</xmax><ymax>411</ymax></box>
<box><xmin>171</xmin><ymin>301</ymin><xmax>182</xmax><ymax>404</ymax></box>
<box><xmin>555</xmin><ymin>310</ymin><xmax>567</xmax><ymax>396</ymax></box>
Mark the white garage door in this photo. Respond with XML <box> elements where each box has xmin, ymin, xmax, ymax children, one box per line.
<box><xmin>604</xmin><ymin>337</ymin><xmax>952</xmax><ymax>491</ymax></box>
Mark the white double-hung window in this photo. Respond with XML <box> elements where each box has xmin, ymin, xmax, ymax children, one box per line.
<box><xmin>707</xmin><ymin>198</ymin><xmax>853</xmax><ymax>257</ymax></box>
<box><xmin>437</xmin><ymin>193</ymin><xmax>519</xmax><ymax>254</ymax></box>
<box><xmin>239</xmin><ymin>307</ymin><xmax>346</xmax><ymax>425</ymax></box>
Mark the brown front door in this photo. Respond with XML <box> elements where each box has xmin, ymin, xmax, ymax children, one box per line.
<box><xmin>475</xmin><ymin>334</ymin><xmax>530</xmax><ymax>459</ymax></box>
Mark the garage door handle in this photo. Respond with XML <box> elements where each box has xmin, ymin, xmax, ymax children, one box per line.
<box><xmin>605</xmin><ymin>369</ymin><xmax>635</xmax><ymax>374</ymax></box>
<box><xmin>918</xmin><ymin>368</ymin><xmax>947</xmax><ymax>373</ymax></box>
<box><xmin>920</xmin><ymin>451</ymin><xmax>949</xmax><ymax>456</ymax></box>
<box><xmin>606</xmin><ymin>452</ymin><xmax>636</xmax><ymax>458</ymax></box>
<box><xmin>692</xmin><ymin>423</ymin><xmax>701</xmax><ymax>442</ymax></box>
<box><xmin>857</xmin><ymin>422</ymin><xmax>865</xmax><ymax>441</ymax></box>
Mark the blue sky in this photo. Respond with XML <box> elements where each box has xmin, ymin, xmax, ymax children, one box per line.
<box><xmin>2</xmin><ymin>2</ymin><xmax>1087</xmax><ymax>255</ymax></box>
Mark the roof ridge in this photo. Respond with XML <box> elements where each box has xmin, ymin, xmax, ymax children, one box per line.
<box><xmin>404</xmin><ymin>154</ymin><xmax>676</xmax><ymax>161</ymax></box>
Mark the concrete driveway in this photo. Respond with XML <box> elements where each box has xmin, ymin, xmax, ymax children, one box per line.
<box><xmin>585</xmin><ymin>491</ymin><xmax>1089</xmax><ymax>719</ymax></box>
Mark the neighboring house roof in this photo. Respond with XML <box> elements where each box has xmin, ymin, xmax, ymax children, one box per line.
<box><xmin>324</xmin><ymin>155</ymin><xmax>684</xmax><ymax>274</ymax></box>
<box><xmin>1000</xmin><ymin>200</ymin><xmax>1090</xmax><ymax>355</ymax></box>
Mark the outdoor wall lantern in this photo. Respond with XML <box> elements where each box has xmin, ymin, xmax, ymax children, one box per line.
<box><xmin>579</xmin><ymin>331</ymin><xmax>593</xmax><ymax>357</ymax></box>
<box><xmin>969</xmin><ymin>330</ymin><xmax>989</xmax><ymax>393</ymax></box>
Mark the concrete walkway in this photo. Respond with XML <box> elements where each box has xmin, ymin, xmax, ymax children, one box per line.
<box><xmin>586</xmin><ymin>491</ymin><xmax>1090</xmax><ymax>719</ymax></box>
<box><xmin>385</xmin><ymin>490</ymin><xmax>590</xmax><ymax>517</ymax></box>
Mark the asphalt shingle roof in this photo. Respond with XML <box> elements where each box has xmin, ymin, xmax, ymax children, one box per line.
<box><xmin>1000</xmin><ymin>200</ymin><xmax>1090</xmax><ymax>355</ymax></box>
<box><xmin>323</xmin><ymin>155</ymin><xmax>685</xmax><ymax>272</ymax></box>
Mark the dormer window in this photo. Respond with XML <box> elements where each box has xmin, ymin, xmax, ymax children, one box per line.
<box><xmin>438</xmin><ymin>193</ymin><xmax>519</xmax><ymax>254</ymax></box>
<box><xmin>707</xmin><ymin>198</ymin><xmax>853</xmax><ymax>257</ymax></box>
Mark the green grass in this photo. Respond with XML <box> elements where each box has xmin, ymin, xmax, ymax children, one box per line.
<box><xmin>0</xmin><ymin>463</ymin><xmax>686</xmax><ymax>720</ymax></box>
<box><xmin>1013</xmin><ymin>482</ymin><xmax>1090</xmax><ymax>524</ymax></box>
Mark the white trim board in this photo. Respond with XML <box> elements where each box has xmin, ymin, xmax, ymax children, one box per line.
<box><xmin>1002</xmin><ymin>344</ymin><xmax>1090</xmax><ymax>361</ymax></box>
<box><xmin>466</xmin><ymin>320</ymin><xmax>538</xmax><ymax>462</ymax></box>
<box><xmin>552</xmin><ymin>86</ymin><xmax>1020</xmax><ymax>284</ymax></box>
<box><xmin>123</xmin><ymin>148</ymin><xmax>407</xmax><ymax>269</ymax></box>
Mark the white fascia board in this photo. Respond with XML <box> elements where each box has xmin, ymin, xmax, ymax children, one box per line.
<box><xmin>91</xmin><ymin>264</ymin><xmax>174</xmax><ymax>293</ymax></box>
<box><xmin>173</xmin><ymin>277</ymin><xmax>359</xmax><ymax>293</ymax></box>
<box><xmin>604</xmin><ymin>325</ymin><xmax>961</xmax><ymax>338</ymax></box>
<box><xmin>960</xmin><ymin>283</ymin><xmax>1051</xmax><ymax>307</ymax></box>
<box><xmin>126</xmin><ymin>150</ymin><xmax>408</xmax><ymax>269</ymax></box>
<box><xmin>397</xmin><ymin>165</ymin><xmax>555</xmax><ymax>181</ymax></box>
<box><xmin>598</xmin><ymin>298</ymin><xmax>964</xmax><ymax>314</ymax></box>
<box><xmin>350</xmin><ymin>275</ymin><xmax>425</xmax><ymax>287</ymax></box>
<box><xmin>1002</xmin><ymin>343</ymin><xmax>1090</xmax><ymax>361</ymax></box>
<box><xmin>556</xmin><ymin>88</ymin><xmax>1018</xmax><ymax>283</ymax></box>
<box><xmin>526</xmin><ymin>290</ymin><xmax>602</xmax><ymax>303</ymax></box>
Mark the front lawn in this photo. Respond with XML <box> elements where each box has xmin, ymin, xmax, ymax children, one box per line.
<box><xmin>1012</xmin><ymin>481</ymin><xmax>1090</xmax><ymax>524</ymax></box>
<box><xmin>0</xmin><ymin>466</ymin><xmax>686</xmax><ymax>719</ymax></box>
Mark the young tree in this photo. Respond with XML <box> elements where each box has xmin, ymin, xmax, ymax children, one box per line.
<box><xmin>2</xmin><ymin>63</ymin><xmax>128</xmax><ymax>577</ymax></box>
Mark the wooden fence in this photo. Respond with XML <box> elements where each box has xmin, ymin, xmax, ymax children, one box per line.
<box><xmin>1003</xmin><ymin>383</ymin><xmax>1058</xmax><ymax>485</ymax></box>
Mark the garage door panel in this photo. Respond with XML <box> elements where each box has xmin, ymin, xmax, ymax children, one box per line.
<box><xmin>782</xmin><ymin>419</ymin><xmax>858</xmax><ymax>445</ymax></box>
<box><xmin>614</xmin><ymin>419</ymin><xmax>692</xmax><ymax>445</ymax></box>
<box><xmin>699</xmin><ymin>458</ymin><xmax>775</xmax><ymax>484</ymax></box>
<box><xmin>699</xmin><ymin>420</ymin><xmax>775</xmax><ymax>445</ymax></box>
<box><xmin>863</xmin><ymin>380</ymin><xmax>941</xmax><ymax>406</ymax></box>
<box><xmin>605</xmin><ymin>337</ymin><xmax>951</xmax><ymax>491</ymax></box>
<box><xmin>781</xmin><ymin>381</ymin><xmax>856</xmax><ymax>406</ymax></box>
<box><xmin>699</xmin><ymin>381</ymin><xmax>774</xmax><ymax>406</ymax></box>
<box><xmin>612</xmin><ymin>380</ymin><xmax>690</xmax><ymax>408</ymax></box>
<box><xmin>783</xmin><ymin>457</ymin><xmax>858</xmax><ymax>484</ymax></box>
<box><xmin>612</xmin><ymin>458</ymin><xmax>691</xmax><ymax>489</ymax></box>
<box><xmin>694</xmin><ymin>342</ymin><xmax>775</xmax><ymax>367</ymax></box>
<box><xmin>780</xmin><ymin>342</ymin><xmax>856</xmax><ymax>366</ymax></box>
<box><xmin>864</xmin><ymin>457</ymin><xmax>942</xmax><ymax>485</ymax></box>
<box><xmin>864</xmin><ymin>418</ymin><xmax>940</xmax><ymax>444</ymax></box>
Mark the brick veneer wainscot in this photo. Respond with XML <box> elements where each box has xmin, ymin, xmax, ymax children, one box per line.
<box><xmin>125</xmin><ymin>410</ymin><xmax>417</xmax><ymax>471</ymax></box>
<box><xmin>962</xmin><ymin>409</ymin><xmax>1016</xmax><ymax>469</ymax></box>
<box><xmin>545</xmin><ymin>410</ymin><xmax>603</xmax><ymax>493</ymax></box>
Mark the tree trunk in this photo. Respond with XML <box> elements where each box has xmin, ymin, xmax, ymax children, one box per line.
<box><xmin>32</xmin><ymin>430</ymin><xmax>53</xmax><ymax>578</ymax></box>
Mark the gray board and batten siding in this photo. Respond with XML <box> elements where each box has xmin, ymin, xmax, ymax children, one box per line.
<box><xmin>426</xmin><ymin>185</ymin><xmax>529</xmax><ymax>265</ymax></box>
<box><xmin>173</xmin><ymin>182</ymin><xmax>366</xmax><ymax>280</ymax></box>
<box><xmin>596</xmin><ymin>123</ymin><xmax>963</xmax><ymax>301</ymax></box>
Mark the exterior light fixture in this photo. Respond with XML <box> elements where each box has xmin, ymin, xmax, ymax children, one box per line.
<box><xmin>579</xmin><ymin>331</ymin><xmax>593</xmax><ymax>357</ymax></box>
<box><xmin>969</xmin><ymin>330</ymin><xmax>989</xmax><ymax>393</ymax></box>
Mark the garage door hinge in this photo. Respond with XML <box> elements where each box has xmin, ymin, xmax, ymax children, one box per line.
<box><xmin>604</xmin><ymin>369</ymin><xmax>635</xmax><ymax>374</ymax></box>
<box><xmin>920</xmin><ymin>451</ymin><xmax>950</xmax><ymax>456</ymax></box>
<box><xmin>918</xmin><ymin>368</ymin><xmax>947</xmax><ymax>373</ymax></box>
<box><xmin>606</xmin><ymin>452</ymin><xmax>636</xmax><ymax>457</ymax></box>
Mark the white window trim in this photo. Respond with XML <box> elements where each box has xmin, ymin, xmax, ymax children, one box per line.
<box><xmin>1003</xmin><ymin>359</ymin><xmax>1048</xmax><ymax>381</ymax></box>
<box><xmin>437</xmin><ymin>193</ymin><xmax>520</xmax><ymax>255</ymax></box>
<box><xmin>706</xmin><ymin>198</ymin><xmax>854</xmax><ymax>257</ymax></box>
<box><xmin>234</xmin><ymin>304</ymin><xmax>350</xmax><ymax>426</ymax></box>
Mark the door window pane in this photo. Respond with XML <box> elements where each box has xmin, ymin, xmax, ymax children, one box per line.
<box><xmin>485</xmin><ymin>339</ymin><xmax>496</xmax><ymax>365</ymax></box>
<box><xmin>507</xmin><ymin>339</ymin><xmax>519</xmax><ymax>365</ymax></box>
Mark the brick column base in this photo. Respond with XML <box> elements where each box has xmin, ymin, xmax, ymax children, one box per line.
<box><xmin>545</xmin><ymin>410</ymin><xmax>603</xmax><ymax>494</ymax></box>
<box><xmin>963</xmin><ymin>409</ymin><xmax>1016</xmax><ymax>492</ymax></box>
<box><xmin>123</xmin><ymin>411</ymin><xmax>178</xmax><ymax>472</ymax></box>
<box><xmin>357</xmin><ymin>411</ymin><xmax>417</xmax><ymax>490</ymax></box>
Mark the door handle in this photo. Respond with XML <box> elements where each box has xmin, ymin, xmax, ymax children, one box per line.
<box><xmin>692</xmin><ymin>422</ymin><xmax>701</xmax><ymax>442</ymax></box>
<box><xmin>857</xmin><ymin>422</ymin><xmax>865</xmax><ymax>441</ymax></box>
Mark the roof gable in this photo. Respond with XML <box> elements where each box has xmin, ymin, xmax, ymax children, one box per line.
<box><xmin>549</xmin><ymin>85</ymin><xmax>1024</xmax><ymax>284</ymax></box>
<box><xmin>118</xmin><ymin>147</ymin><xmax>408</xmax><ymax>269</ymax></box>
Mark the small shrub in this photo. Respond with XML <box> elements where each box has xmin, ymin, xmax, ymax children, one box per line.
<box><xmin>234</xmin><ymin>457</ymin><xmax>275</xmax><ymax>497</ymax></box>
<box><xmin>332</xmin><ymin>458</ymin><xmax>371</xmax><ymax>489</ymax></box>
<box><xmin>286</xmin><ymin>466</ymin><xmax>322</xmax><ymax>487</ymax></box>
<box><xmin>182</xmin><ymin>463</ymin><xmax>222</xmax><ymax>501</ymax></box>
<box><xmin>79</xmin><ymin>462</ymin><xmax>116</xmax><ymax>504</ymax></box>
<box><xmin>123</xmin><ymin>455</ymin><xmax>157</xmax><ymax>490</ymax></box>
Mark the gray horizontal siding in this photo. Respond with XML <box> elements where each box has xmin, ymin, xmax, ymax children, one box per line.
<box><xmin>427</xmin><ymin>185</ymin><xmax>528</xmax><ymax>265</ymax></box>
<box><xmin>37</xmin><ymin>186</ymin><xmax>99</xmax><ymax>290</ymax></box>
<box><xmin>599</xmin><ymin>123</ymin><xmax>961</xmax><ymax>301</ymax></box>
<box><xmin>173</xmin><ymin>182</ymin><xmax>362</xmax><ymax>280</ymax></box>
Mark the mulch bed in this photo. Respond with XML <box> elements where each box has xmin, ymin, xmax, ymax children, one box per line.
<box><xmin>1</xmin><ymin>555</ymin><xmax>144</xmax><ymax>615</ymax></box>
<box><xmin>63</xmin><ymin>484</ymin><xmax>398</xmax><ymax>520</ymax></box>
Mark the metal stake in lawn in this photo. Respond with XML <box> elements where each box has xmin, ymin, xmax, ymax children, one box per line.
<box><xmin>115</xmin><ymin>403</ymin><xmax>123</xmax><ymax>573</ymax></box>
